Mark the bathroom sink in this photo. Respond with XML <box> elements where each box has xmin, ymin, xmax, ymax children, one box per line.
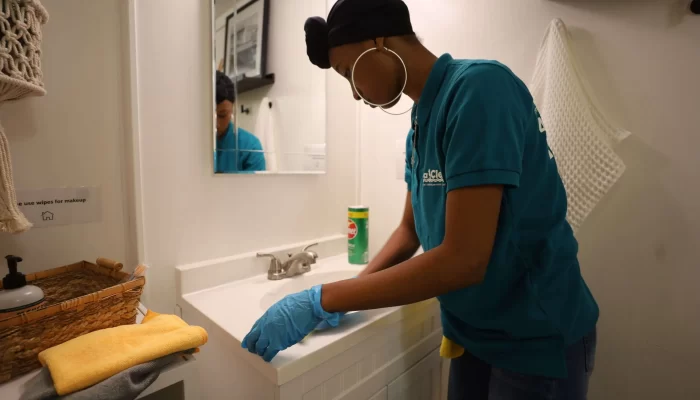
<box><xmin>259</xmin><ymin>270</ymin><xmax>356</xmax><ymax>310</ymax></box>
<box><xmin>181</xmin><ymin>257</ymin><xmax>365</xmax><ymax>347</ymax></box>
<box><xmin>178</xmin><ymin>252</ymin><xmax>439</xmax><ymax>385</ymax></box>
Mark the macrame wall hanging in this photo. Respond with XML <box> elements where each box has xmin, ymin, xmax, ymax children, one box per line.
<box><xmin>0</xmin><ymin>0</ymin><xmax>49</xmax><ymax>233</ymax></box>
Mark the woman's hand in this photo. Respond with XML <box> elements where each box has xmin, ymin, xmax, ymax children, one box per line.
<box><xmin>242</xmin><ymin>285</ymin><xmax>340</xmax><ymax>362</ymax></box>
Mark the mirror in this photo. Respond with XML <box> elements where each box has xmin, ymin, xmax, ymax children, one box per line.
<box><xmin>213</xmin><ymin>0</ymin><xmax>327</xmax><ymax>174</ymax></box>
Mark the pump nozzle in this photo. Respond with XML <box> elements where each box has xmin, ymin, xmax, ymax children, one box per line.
<box><xmin>3</xmin><ymin>255</ymin><xmax>26</xmax><ymax>289</ymax></box>
<box><xmin>5</xmin><ymin>255</ymin><xmax>22</xmax><ymax>274</ymax></box>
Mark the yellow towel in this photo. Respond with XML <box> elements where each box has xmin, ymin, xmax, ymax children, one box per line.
<box><xmin>440</xmin><ymin>336</ymin><xmax>465</xmax><ymax>359</ymax></box>
<box><xmin>38</xmin><ymin>310</ymin><xmax>208</xmax><ymax>396</ymax></box>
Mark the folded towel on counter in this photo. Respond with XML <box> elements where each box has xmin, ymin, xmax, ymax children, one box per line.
<box><xmin>37</xmin><ymin>311</ymin><xmax>207</xmax><ymax>396</ymax></box>
<box><xmin>20</xmin><ymin>353</ymin><xmax>182</xmax><ymax>400</ymax></box>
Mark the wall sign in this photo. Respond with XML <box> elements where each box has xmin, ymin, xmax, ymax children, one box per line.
<box><xmin>16</xmin><ymin>187</ymin><xmax>102</xmax><ymax>228</ymax></box>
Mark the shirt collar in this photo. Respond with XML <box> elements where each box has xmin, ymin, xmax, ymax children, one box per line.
<box><xmin>217</xmin><ymin>121</ymin><xmax>236</xmax><ymax>142</ymax></box>
<box><xmin>414</xmin><ymin>53</ymin><xmax>453</xmax><ymax>127</ymax></box>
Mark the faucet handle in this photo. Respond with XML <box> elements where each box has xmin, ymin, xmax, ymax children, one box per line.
<box><xmin>257</xmin><ymin>253</ymin><xmax>282</xmax><ymax>268</ymax></box>
<box><xmin>257</xmin><ymin>253</ymin><xmax>285</xmax><ymax>280</ymax></box>
<box><xmin>257</xmin><ymin>252</ymin><xmax>279</xmax><ymax>260</ymax></box>
<box><xmin>302</xmin><ymin>243</ymin><xmax>319</xmax><ymax>260</ymax></box>
<box><xmin>302</xmin><ymin>243</ymin><xmax>318</xmax><ymax>252</ymax></box>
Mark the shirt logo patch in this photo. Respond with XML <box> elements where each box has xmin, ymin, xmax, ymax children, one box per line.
<box><xmin>423</xmin><ymin>169</ymin><xmax>446</xmax><ymax>187</ymax></box>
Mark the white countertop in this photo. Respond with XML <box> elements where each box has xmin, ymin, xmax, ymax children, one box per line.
<box><xmin>181</xmin><ymin>254</ymin><xmax>437</xmax><ymax>386</ymax></box>
<box><xmin>0</xmin><ymin>304</ymin><xmax>196</xmax><ymax>400</ymax></box>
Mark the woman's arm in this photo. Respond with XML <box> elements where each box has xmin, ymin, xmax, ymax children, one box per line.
<box><xmin>322</xmin><ymin>185</ymin><xmax>503</xmax><ymax>312</ymax></box>
<box><xmin>358</xmin><ymin>192</ymin><xmax>420</xmax><ymax>277</ymax></box>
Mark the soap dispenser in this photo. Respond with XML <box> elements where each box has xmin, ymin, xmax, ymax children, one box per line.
<box><xmin>0</xmin><ymin>255</ymin><xmax>46</xmax><ymax>314</ymax></box>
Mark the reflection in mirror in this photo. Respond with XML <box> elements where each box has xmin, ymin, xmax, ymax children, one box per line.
<box><xmin>214</xmin><ymin>71</ymin><xmax>266</xmax><ymax>173</ymax></box>
<box><xmin>213</xmin><ymin>0</ymin><xmax>327</xmax><ymax>174</ymax></box>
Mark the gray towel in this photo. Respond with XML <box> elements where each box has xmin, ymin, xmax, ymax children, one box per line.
<box><xmin>20</xmin><ymin>353</ymin><xmax>180</xmax><ymax>400</ymax></box>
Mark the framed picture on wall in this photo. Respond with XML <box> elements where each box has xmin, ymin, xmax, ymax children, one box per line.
<box><xmin>223</xmin><ymin>0</ymin><xmax>270</xmax><ymax>81</ymax></box>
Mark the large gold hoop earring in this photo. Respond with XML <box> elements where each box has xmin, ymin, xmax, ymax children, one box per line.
<box><xmin>351</xmin><ymin>47</ymin><xmax>413</xmax><ymax>116</ymax></box>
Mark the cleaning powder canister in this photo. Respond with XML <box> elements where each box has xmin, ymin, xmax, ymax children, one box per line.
<box><xmin>348</xmin><ymin>206</ymin><xmax>369</xmax><ymax>264</ymax></box>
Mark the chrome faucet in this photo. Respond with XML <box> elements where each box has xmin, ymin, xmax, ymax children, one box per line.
<box><xmin>257</xmin><ymin>243</ymin><xmax>319</xmax><ymax>280</ymax></box>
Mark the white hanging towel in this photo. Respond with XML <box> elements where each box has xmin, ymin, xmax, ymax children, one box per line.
<box><xmin>530</xmin><ymin>18</ymin><xmax>630</xmax><ymax>232</ymax></box>
<box><xmin>0</xmin><ymin>123</ymin><xmax>31</xmax><ymax>233</ymax></box>
<box><xmin>0</xmin><ymin>0</ymin><xmax>49</xmax><ymax>233</ymax></box>
<box><xmin>253</xmin><ymin>97</ymin><xmax>279</xmax><ymax>172</ymax></box>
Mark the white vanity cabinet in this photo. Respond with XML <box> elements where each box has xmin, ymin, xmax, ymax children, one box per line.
<box><xmin>387</xmin><ymin>350</ymin><xmax>442</xmax><ymax>400</ymax></box>
<box><xmin>367</xmin><ymin>388</ymin><xmax>388</xmax><ymax>400</ymax></box>
<box><xmin>279</xmin><ymin>302</ymin><xmax>443</xmax><ymax>400</ymax></box>
<box><xmin>310</xmin><ymin>349</ymin><xmax>442</xmax><ymax>400</ymax></box>
<box><xmin>181</xmin><ymin>297</ymin><xmax>443</xmax><ymax>400</ymax></box>
<box><xmin>176</xmin><ymin>246</ymin><xmax>447</xmax><ymax>400</ymax></box>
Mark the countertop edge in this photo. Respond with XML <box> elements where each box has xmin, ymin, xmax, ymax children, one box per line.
<box><xmin>181</xmin><ymin>291</ymin><xmax>438</xmax><ymax>387</ymax></box>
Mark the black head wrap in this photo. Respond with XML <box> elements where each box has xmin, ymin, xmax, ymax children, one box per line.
<box><xmin>304</xmin><ymin>0</ymin><xmax>414</xmax><ymax>69</ymax></box>
<box><xmin>216</xmin><ymin>71</ymin><xmax>236</xmax><ymax>105</ymax></box>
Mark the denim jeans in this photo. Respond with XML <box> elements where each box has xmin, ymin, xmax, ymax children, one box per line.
<box><xmin>447</xmin><ymin>328</ymin><xmax>597</xmax><ymax>400</ymax></box>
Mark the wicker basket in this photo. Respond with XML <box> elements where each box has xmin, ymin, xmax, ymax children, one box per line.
<box><xmin>0</xmin><ymin>258</ymin><xmax>145</xmax><ymax>383</ymax></box>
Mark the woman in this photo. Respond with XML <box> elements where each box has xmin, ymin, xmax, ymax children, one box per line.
<box><xmin>242</xmin><ymin>1</ymin><xmax>598</xmax><ymax>398</ymax></box>
<box><xmin>214</xmin><ymin>71</ymin><xmax>266</xmax><ymax>173</ymax></box>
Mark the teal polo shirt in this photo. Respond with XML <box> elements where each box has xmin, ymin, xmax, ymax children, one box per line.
<box><xmin>215</xmin><ymin>122</ymin><xmax>266</xmax><ymax>173</ymax></box>
<box><xmin>405</xmin><ymin>54</ymin><xmax>599</xmax><ymax>378</ymax></box>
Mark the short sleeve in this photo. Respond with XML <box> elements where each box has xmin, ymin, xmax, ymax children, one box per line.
<box><xmin>247</xmin><ymin>151</ymin><xmax>266</xmax><ymax>172</ymax></box>
<box><xmin>242</xmin><ymin>135</ymin><xmax>266</xmax><ymax>172</ymax></box>
<box><xmin>404</xmin><ymin>128</ymin><xmax>414</xmax><ymax>189</ymax></box>
<box><xmin>444</xmin><ymin>64</ymin><xmax>527</xmax><ymax>192</ymax></box>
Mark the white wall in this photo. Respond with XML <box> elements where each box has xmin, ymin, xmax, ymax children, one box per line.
<box><xmin>359</xmin><ymin>0</ymin><xmax>700</xmax><ymax>398</ymax></box>
<box><xmin>132</xmin><ymin>0</ymin><xmax>357</xmax><ymax>313</ymax></box>
<box><xmin>0</xmin><ymin>0</ymin><xmax>131</xmax><ymax>274</ymax></box>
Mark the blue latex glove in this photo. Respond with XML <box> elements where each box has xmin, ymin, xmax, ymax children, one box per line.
<box><xmin>315</xmin><ymin>276</ymin><xmax>356</xmax><ymax>331</ymax></box>
<box><xmin>242</xmin><ymin>285</ymin><xmax>340</xmax><ymax>362</ymax></box>
<box><xmin>315</xmin><ymin>312</ymin><xmax>346</xmax><ymax>331</ymax></box>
